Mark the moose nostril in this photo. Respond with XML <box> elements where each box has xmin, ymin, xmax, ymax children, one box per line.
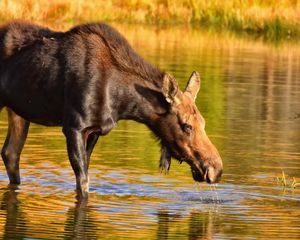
<box><xmin>206</xmin><ymin>167</ymin><xmax>222</xmax><ymax>184</ymax></box>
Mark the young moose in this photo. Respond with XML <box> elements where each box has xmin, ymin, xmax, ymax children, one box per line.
<box><xmin>0</xmin><ymin>21</ymin><xmax>223</xmax><ymax>199</ymax></box>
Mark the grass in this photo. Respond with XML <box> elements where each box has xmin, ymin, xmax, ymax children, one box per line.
<box><xmin>1</xmin><ymin>0</ymin><xmax>300</xmax><ymax>39</ymax></box>
<box><xmin>276</xmin><ymin>170</ymin><xmax>300</xmax><ymax>189</ymax></box>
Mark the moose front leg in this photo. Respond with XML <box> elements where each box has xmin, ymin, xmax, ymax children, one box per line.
<box><xmin>64</xmin><ymin>128</ymin><xmax>90</xmax><ymax>199</ymax></box>
<box><xmin>1</xmin><ymin>108</ymin><xmax>30</xmax><ymax>185</ymax></box>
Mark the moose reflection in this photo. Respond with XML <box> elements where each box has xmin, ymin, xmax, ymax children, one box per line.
<box><xmin>0</xmin><ymin>21</ymin><xmax>222</xmax><ymax>199</ymax></box>
<box><xmin>0</xmin><ymin>187</ymin><xmax>27</xmax><ymax>239</ymax></box>
<box><xmin>64</xmin><ymin>200</ymin><xmax>99</xmax><ymax>239</ymax></box>
<box><xmin>156</xmin><ymin>209</ymin><xmax>220</xmax><ymax>239</ymax></box>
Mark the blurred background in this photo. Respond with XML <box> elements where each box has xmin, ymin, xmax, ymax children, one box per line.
<box><xmin>1</xmin><ymin>0</ymin><xmax>300</xmax><ymax>38</ymax></box>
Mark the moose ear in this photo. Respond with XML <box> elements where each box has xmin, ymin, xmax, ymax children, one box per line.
<box><xmin>162</xmin><ymin>73</ymin><xmax>181</xmax><ymax>104</ymax></box>
<box><xmin>184</xmin><ymin>71</ymin><xmax>201</xmax><ymax>101</ymax></box>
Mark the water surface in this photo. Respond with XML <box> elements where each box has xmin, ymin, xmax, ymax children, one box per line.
<box><xmin>0</xmin><ymin>24</ymin><xmax>299</xmax><ymax>239</ymax></box>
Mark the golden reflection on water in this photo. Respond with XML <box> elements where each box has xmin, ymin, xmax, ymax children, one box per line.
<box><xmin>0</xmin><ymin>185</ymin><xmax>299</xmax><ymax>239</ymax></box>
<box><xmin>0</xmin><ymin>23</ymin><xmax>299</xmax><ymax>239</ymax></box>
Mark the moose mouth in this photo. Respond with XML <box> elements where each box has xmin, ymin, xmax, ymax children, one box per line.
<box><xmin>160</xmin><ymin>144</ymin><xmax>221</xmax><ymax>184</ymax></box>
<box><xmin>191</xmin><ymin>165</ymin><xmax>222</xmax><ymax>184</ymax></box>
<box><xmin>191</xmin><ymin>164</ymin><xmax>218</xmax><ymax>183</ymax></box>
<box><xmin>191</xmin><ymin>167</ymin><xmax>206</xmax><ymax>182</ymax></box>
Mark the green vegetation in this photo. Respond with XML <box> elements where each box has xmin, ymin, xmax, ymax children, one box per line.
<box><xmin>1</xmin><ymin>0</ymin><xmax>300</xmax><ymax>39</ymax></box>
<box><xmin>276</xmin><ymin>170</ymin><xmax>300</xmax><ymax>189</ymax></box>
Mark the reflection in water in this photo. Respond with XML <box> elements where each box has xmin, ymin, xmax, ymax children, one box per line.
<box><xmin>64</xmin><ymin>200</ymin><xmax>99</xmax><ymax>240</ymax></box>
<box><xmin>0</xmin><ymin>187</ymin><xmax>26</xmax><ymax>239</ymax></box>
<box><xmin>156</xmin><ymin>210</ymin><xmax>172</xmax><ymax>240</ymax></box>
<box><xmin>188</xmin><ymin>211</ymin><xmax>215</xmax><ymax>239</ymax></box>
<box><xmin>156</xmin><ymin>207</ymin><xmax>221</xmax><ymax>240</ymax></box>
<box><xmin>0</xmin><ymin>23</ymin><xmax>299</xmax><ymax>239</ymax></box>
<box><xmin>0</xmin><ymin>187</ymin><xmax>99</xmax><ymax>240</ymax></box>
<box><xmin>156</xmin><ymin>210</ymin><xmax>193</xmax><ymax>240</ymax></box>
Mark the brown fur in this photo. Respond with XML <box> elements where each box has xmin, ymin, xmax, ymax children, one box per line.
<box><xmin>0</xmin><ymin>21</ymin><xmax>222</xmax><ymax>199</ymax></box>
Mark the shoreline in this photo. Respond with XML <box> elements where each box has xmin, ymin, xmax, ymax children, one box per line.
<box><xmin>1</xmin><ymin>0</ymin><xmax>300</xmax><ymax>40</ymax></box>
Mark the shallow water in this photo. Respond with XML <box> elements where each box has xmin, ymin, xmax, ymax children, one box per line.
<box><xmin>0</xmin><ymin>24</ymin><xmax>299</xmax><ymax>239</ymax></box>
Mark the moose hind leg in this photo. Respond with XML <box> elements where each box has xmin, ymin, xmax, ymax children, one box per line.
<box><xmin>1</xmin><ymin>108</ymin><xmax>30</xmax><ymax>184</ymax></box>
<box><xmin>86</xmin><ymin>132</ymin><xmax>99</xmax><ymax>168</ymax></box>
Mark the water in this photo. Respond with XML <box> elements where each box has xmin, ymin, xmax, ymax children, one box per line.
<box><xmin>0</xmin><ymin>24</ymin><xmax>299</xmax><ymax>239</ymax></box>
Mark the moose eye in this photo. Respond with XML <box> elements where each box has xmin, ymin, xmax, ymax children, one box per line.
<box><xmin>182</xmin><ymin>123</ymin><xmax>193</xmax><ymax>133</ymax></box>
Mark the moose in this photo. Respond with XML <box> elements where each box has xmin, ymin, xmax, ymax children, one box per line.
<box><xmin>0</xmin><ymin>21</ymin><xmax>223</xmax><ymax>199</ymax></box>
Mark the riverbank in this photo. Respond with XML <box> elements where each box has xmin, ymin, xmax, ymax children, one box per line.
<box><xmin>1</xmin><ymin>0</ymin><xmax>300</xmax><ymax>39</ymax></box>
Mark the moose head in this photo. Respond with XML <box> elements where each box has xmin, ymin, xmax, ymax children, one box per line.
<box><xmin>155</xmin><ymin>71</ymin><xmax>223</xmax><ymax>183</ymax></box>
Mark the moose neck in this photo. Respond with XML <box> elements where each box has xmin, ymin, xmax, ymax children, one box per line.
<box><xmin>112</xmin><ymin>71</ymin><xmax>165</xmax><ymax>129</ymax></box>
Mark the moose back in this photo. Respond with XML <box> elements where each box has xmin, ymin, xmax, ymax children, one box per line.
<box><xmin>0</xmin><ymin>21</ymin><xmax>223</xmax><ymax>199</ymax></box>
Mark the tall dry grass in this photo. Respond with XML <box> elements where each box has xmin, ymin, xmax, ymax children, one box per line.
<box><xmin>1</xmin><ymin>0</ymin><xmax>300</xmax><ymax>38</ymax></box>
